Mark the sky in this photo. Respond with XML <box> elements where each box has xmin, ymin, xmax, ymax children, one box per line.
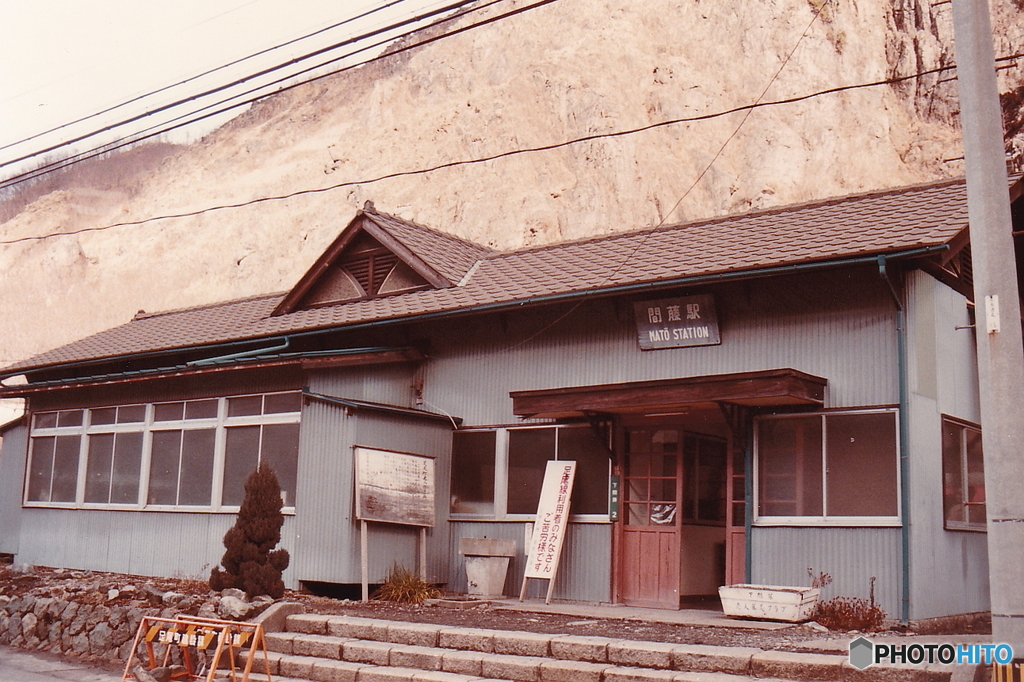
<box><xmin>0</xmin><ymin>0</ymin><xmax>448</xmax><ymax>179</ymax></box>
<box><xmin>0</xmin><ymin>0</ymin><xmax>448</xmax><ymax>421</ymax></box>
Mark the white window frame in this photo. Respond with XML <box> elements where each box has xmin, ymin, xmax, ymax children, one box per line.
<box><xmin>942</xmin><ymin>415</ymin><xmax>986</xmax><ymax>532</ymax></box>
<box><xmin>752</xmin><ymin>408</ymin><xmax>902</xmax><ymax>527</ymax></box>
<box><xmin>23</xmin><ymin>391</ymin><xmax>300</xmax><ymax>513</ymax></box>
<box><xmin>449</xmin><ymin>423</ymin><xmax>611</xmax><ymax>523</ymax></box>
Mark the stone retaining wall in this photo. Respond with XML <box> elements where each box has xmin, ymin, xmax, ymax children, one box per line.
<box><xmin>0</xmin><ymin>592</ymin><xmax>170</xmax><ymax>661</ymax></box>
<box><xmin>0</xmin><ymin>571</ymin><xmax>272</xmax><ymax>664</ymax></box>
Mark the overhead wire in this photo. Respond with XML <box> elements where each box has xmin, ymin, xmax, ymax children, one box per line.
<box><xmin>0</xmin><ymin>0</ymin><xmax>534</xmax><ymax>189</ymax></box>
<box><xmin>497</xmin><ymin>0</ymin><xmax>832</xmax><ymax>351</ymax></box>
<box><xmin>4</xmin><ymin>49</ymin><xmax>1016</xmax><ymax>247</ymax></box>
<box><xmin>1</xmin><ymin>0</ymin><xmax>269</xmax><ymax>145</ymax></box>
<box><xmin>0</xmin><ymin>0</ymin><xmax>486</xmax><ymax>174</ymax></box>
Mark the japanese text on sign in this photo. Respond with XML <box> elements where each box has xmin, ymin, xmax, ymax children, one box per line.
<box><xmin>633</xmin><ymin>294</ymin><xmax>721</xmax><ymax>350</ymax></box>
<box><xmin>355</xmin><ymin>447</ymin><xmax>435</xmax><ymax>527</ymax></box>
<box><xmin>524</xmin><ymin>461</ymin><xmax>576</xmax><ymax>579</ymax></box>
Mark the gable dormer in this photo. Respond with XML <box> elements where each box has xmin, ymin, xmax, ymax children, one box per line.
<box><xmin>273</xmin><ymin>201</ymin><xmax>492</xmax><ymax>316</ymax></box>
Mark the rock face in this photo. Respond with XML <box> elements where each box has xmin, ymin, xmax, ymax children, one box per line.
<box><xmin>0</xmin><ymin>0</ymin><xmax>1022</xmax><ymax>370</ymax></box>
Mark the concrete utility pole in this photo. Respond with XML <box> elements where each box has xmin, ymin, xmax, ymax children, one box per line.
<box><xmin>950</xmin><ymin>0</ymin><xmax>1024</xmax><ymax>657</ymax></box>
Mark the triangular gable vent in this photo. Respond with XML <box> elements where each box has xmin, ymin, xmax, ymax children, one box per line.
<box><xmin>273</xmin><ymin>205</ymin><xmax>460</xmax><ymax>317</ymax></box>
<box><xmin>301</xmin><ymin>232</ymin><xmax>430</xmax><ymax>308</ymax></box>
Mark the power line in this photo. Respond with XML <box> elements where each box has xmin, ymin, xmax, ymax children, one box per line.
<box><xmin>0</xmin><ymin>0</ymin><xmax>483</xmax><ymax>173</ymax></box>
<box><xmin>5</xmin><ymin>50</ymin><xmax>1008</xmax><ymax>248</ymax></box>
<box><xmin>498</xmin><ymin>0</ymin><xmax>830</xmax><ymax>351</ymax></box>
<box><xmin>0</xmin><ymin>0</ymin><xmax>414</xmax><ymax>156</ymax></box>
<box><xmin>0</xmin><ymin>0</ymin><xmax>526</xmax><ymax>189</ymax></box>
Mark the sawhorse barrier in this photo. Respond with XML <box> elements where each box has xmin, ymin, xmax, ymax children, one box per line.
<box><xmin>122</xmin><ymin>614</ymin><xmax>272</xmax><ymax>682</ymax></box>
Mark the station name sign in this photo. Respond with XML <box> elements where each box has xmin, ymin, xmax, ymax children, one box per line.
<box><xmin>633</xmin><ymin>294</ymin><xmax>720</xmax><ymax>350</ymax></box>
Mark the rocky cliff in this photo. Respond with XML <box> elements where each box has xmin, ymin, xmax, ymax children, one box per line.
<box><xmin>1</xmin><ymin>0</ymin><xmax>1021</xmax><ymax>373</ymax></box>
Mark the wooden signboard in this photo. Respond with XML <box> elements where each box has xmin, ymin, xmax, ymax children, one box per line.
<box><xmin>520</xmin><ymin>460</ymin><xmax>576</xmax><ymax>604</ymax></box>
<box><xmin>355</xmin><ymin>446</ymin><xmax>435</xmax><ymax>527</ymax></box>
<box><xmin>633</xmin><ymin>294</ymin><xmax>721</xmax><ymax>350</ymax></box>
<box><xmin>354</xmin><ymin>446</ymin><xmax>436</xmax><ymax>600</ymax></box>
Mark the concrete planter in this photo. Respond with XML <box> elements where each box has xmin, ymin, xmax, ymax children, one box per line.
<box><xmin>718</xmin><ymin>584</ymin><xmax>820</xmax><ymax>622</ymax></box>
<box><xmin>459</xmin><ymin>537</ymin><xmax>517</xmax><ymax>598</ymax></box>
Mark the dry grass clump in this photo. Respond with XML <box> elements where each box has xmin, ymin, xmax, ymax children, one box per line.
<box><xmin>372</xmin><ymin>565</ymin><xmax>440</xmax><ymax>604</ymax></box>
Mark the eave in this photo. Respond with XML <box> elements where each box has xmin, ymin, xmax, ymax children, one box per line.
<box><xmin>0</xmin><ymin>347</ymin><xmax>424</xmax><ymax>398</ymax></box>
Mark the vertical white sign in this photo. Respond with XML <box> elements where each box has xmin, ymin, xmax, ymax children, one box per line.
<box><xmin>524</xmin><ymin>460</ymin><xmax>576</xmax><ymax>580</ymax></box>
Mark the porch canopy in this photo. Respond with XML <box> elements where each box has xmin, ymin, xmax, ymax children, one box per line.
<box><xmin>510</xmin><ymin>368</ymin><xmax>826</xmax><ymax>419</ymax></box>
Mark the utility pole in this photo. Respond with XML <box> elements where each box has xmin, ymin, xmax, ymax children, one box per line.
<box><xmin>950</xmin><ymin>0</ymin><xmax>1024</xmax><ymax>659</ymax></box>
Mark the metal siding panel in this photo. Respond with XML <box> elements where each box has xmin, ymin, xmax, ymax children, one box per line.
<box><xmin>15</xmin><ymin>508</ymin><xmax>296</xmax><ymax>584</ymax></box>
<box><xmin>293</xmin><ymin>397</ymin><xmax>358</xmax><ymax>583</ymax></box>
<box><xmin>422</xmin><ymin>271</ymin><xmax>898</xmax><ymax>427</ymax></box>
<box><xmin>308</xmin><ymin>365</ymin><xmax>417</xmax><ymax>408</ymax></box>
<box><xmin>449</xmin><ymin>521</ymin><xmax>611</xmax><ymax>602</ymax></box>
<box><xmin>904</xmin><ymin>271</ymin><xmax>989</xmax><ymax>619</ymax></box>
<box><xmin>0</xmin><ymin>425</ymin><xmax>27</xmax><ymax>554</ymax></box>
<box><xmin>294</xmin><ymin>384</ymin><xmax>453</xmax><ymax>585</ymax></box>
<box><xmin>750</xmin><ymin>526</ymin><xmax>902</xmax><ymax>619</ymax></box>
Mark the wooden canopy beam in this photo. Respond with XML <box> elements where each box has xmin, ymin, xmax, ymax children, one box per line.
<box><xmin>510</xmin><ymin>368</ymin><xmax>826</xmax><ymax>418</ymax></box>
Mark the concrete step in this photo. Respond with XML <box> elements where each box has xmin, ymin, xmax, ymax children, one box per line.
<box><xmin>262</xmin><ymin>614</ymin><xmax>951</xmax><ymax>682</ymax></box>
<box><xmin>240</xmin><ymin>649</ymin><xmax>796</xmax><ymax>682</ymax></box>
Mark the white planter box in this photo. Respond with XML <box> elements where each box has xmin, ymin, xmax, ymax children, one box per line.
<box><xmin>718</xmin><ymin>584</ymin><xmax>820</xmax><ymax>622</ymax></box>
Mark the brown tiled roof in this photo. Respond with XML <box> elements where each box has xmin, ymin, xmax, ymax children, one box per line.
<box><xmin>363</xmin><ymin>208</ymin><xmax>493</xmax><ymax>284</ymax></box>
<box><xmin>4</xmin><ymin>178</ymin><xmax>973</xmax><ymax>375</ymax></box>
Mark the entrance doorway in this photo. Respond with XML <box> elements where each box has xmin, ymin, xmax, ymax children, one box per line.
<box><xmin>616</xmin><ymin>420</ymin><xmax>741</xmax><ymax>609</ymax></box>
<box><xmin>509</xmin><ymin>369</ymin><xmax>827</xmax><ymax>610</ymax></box>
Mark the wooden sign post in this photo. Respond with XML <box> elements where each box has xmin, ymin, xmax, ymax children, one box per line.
<box><xmin>520</xmin><ymin>460</ymin><xmax>576</xmax><ymax>604</ymax></box>
<box><xmin>122</xmin><ymin>614</ymin><xmax>271</xmax><ymax>682</ymax></box>
<box><xmin>354</xmin><ymin>446</ymin><xmax>436</xmax><ymax>600</ymax></box>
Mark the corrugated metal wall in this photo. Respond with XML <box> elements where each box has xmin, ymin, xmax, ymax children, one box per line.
<box><xmin>449</xmin><ymin>521</ymin><xmax>612</xmax><ymax>602</ymax></box>
<box><xmin>15</xmin><ymin>507</ymin><xmax>297</xmax><ymax>584</ymax></box>
<box><xmin>750</xmin><ymin>526</ymin><xmax>902</xmax><ymax>618</ymax></box>
<box><xmin>904</xmin><ymin>271</ymin><xmax>989</xmax><ymax>619</ymax></box>
<box><xmin>293</xmin><ymin>369</ymin><xmax>454</xmax><ymax>586</ymax></box>
<box><xmin>5</xmin><ymin>266</ymin><xmax>937</xmax><ymax>609</ymax></box>
<box><xmin>419</xmin><ymin>270</ymin><xmax>900</xmax><ymax>426</ymax></box>
<box><xmin>0</xmin><ymin>424</ymin><xmax>26</xmax><ymax>555</ymax></box>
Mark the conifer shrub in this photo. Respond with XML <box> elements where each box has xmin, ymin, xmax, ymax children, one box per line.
<box><xmin>210</xmin><ymin>464</ymin><xmax>291</xmax><ymax>599</ymax></box>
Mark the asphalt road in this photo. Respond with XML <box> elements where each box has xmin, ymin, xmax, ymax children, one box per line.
<box><xmin>0</xmin><ymin>646</ymin><xmax>124</xmax><ymax>682</ymax></box>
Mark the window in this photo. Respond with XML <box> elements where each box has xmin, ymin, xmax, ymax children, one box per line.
<box><xmin>683</xmin><ymin>433</ymin><xmax>727</xmax><ymax>524</ymax></box>
<box><xmin>622</xmin><ymin>428</ymin><xmax>726</xmax><ymax>527</ymax></box>
<box><xmin>450</xmin><ymin>431</ymin><xmax>496</xmax><ymax>515</ymax></box>
<box><xmin>755</xmin><ymin>409</ymin><xmax>899</xmax><ymax>524</ymax></box>
<box><xmin>942</xmin><ymin>417</ymin><xmax>985</xmax><ymax>531</ymax></box>
<box><xmin>450</xmin><ymin>424</ymin><xmax>610</xmax><ymax>519</ymax></box>
<box><xmin>24</xmin><ymin>391</ymin><xmax>301</xmax><ymax>511</ymax></box>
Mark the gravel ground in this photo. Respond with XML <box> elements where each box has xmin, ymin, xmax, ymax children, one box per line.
<box><xmin>1</xmin><ymin>563</ymin><xmax>990</xmax><ymax>656</ymax></box>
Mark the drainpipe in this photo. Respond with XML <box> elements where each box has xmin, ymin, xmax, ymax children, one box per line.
<box><xmin>879</xmin><ymin>255</ymin><xmax>911</xmax><ymax>626</ymax></box>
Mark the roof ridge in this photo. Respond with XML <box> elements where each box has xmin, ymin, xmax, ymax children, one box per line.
<box><xmin>133</xmin><ymin>291</ymin><xmax>286</xmax><ymax>321</ymax></box>
<box><xmin>485</xmin><ymin>176</ymin><xmax>968</xmax><ymax>260</ymax></box>
<box><xmin>363</xmin><ymin>205</ymin><xmax>495</xmax><ymax>254</ymax></box>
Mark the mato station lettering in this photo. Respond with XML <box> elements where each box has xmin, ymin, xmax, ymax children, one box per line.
<box><xmin>633</xmin><ymin>294</ymin><xmax>721</xmax><ymax>350</ymax></box>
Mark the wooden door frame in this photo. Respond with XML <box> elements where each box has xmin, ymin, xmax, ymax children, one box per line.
<box><xmin>612</xmin><ymin>413</ymin><xmax>739</xmax><ymax>607</ymax></box>
<box><xmin>612</xmin><ymin>419</ymin><xmax>683</xmax><ymax>608</ymax></box>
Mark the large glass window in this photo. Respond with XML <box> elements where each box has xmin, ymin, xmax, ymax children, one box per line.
<box><xmin>25</xmin><ymin>391</ymin><xmax>300</xmax><ymax>511</ymax></box>
<box><xmin>450</xmin><ymin>431</ymin><xmax>496</xmax><ymax>515</ymax></box>
<box><xmin>755</xmin><ymin>409</ymin><xmax>899</xmax><ymax>524</ymax></box>
<box><xmin>84</xmin><ymin>431</ymin><xmax>144</xmax><ymax>504</ymax></box>
<box><xmin>450</xmin><ymin>424</ymin><xmax>610</xmax><ymax>519</ymax></box>
<box><xmin>26</xmin><ymin>432</ymin><xmax>81</xmax><ymax>503</ymax></box>
<box><xmin>148</xmin><ymin>428</ymin><xmax>216</xmax><ymax>506</ymax></box>
<box><xmin>942</xmin><ymin>417</ymin><xmax>985</xmax><ymax>531</ymax></box>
